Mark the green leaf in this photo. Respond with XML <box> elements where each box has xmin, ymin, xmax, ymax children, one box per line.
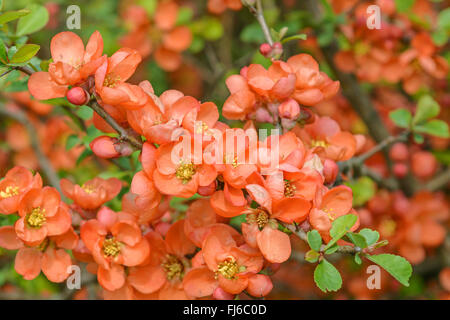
<box><xmin>346</xmin><ymin>232</ymin><xmax>367</xmax><ymax>249</ymax></box>
<box><xmin>344</xmin><ymin>176</ymin><xmax>376</xmax><ymax>207</ymax></box>
<box><xmin>76</xmin><ymin>105</ymin><xmax>93</xmax><ymax>120</ymax></box>
<box><xmin>0</xmin><ymin>9</ymin><xmax>30</xmax><ymax>25</ymax></box>
<box><xmin>281</xmin><ymin>33</ymin><xmax>307</xmax><ymax>44</ymax></box>
<box><xmin>413</xmin><ymin>95</ymin><xmax>440</xmax><ymax>125</ymax></box>
<box><xmin>365</xmin><ymin>253</ymin><xmax>412</xmax><ymax>286</ymax></box>
<box><xmin>432</xmin><ymin>150</ymin><xmax>450</xmax><ymax>165</ymax></box>
<box><xmin>354</xmin><ymin>253</ymin><xmax>362</xmax><ymax>265</ymax></box>
<box><xmin>305</xmin><ymin>250</ymin><xmax>320</xmax><ymax>263</ymax></box>
<box><xmin>240</xmin><ymin>23</ymin><xmax>265</xmax><ymax>44</ymax></box>
<box><xmin>314</xmin><ymin>259</ymin><xmax>342</xmax><ymax>293</ymax></box>
<box><xmin>389</xmin><ymin>109</ymin><xmax>412</xmax><ymax>128</ymax></box>
<box><xmin>325</xmin><ymin>214</ymin><xmax>358</xmax><ymax>250</ymax></box>
<box><xmin>437</xmin><ymin>8</ymin><xmax>450</xmax><ymax>31</ymax></box>
<box><xmin>394</xmin><ymin>0</ymin><xmax>415</xmax><ymax>12</ymax></box>
<box><xmin>201</xmin><ymin>17</ymin><xmax>224</xmax><ymax>41</ymax></box>
<box><xmin>414</xmin><ymin>120</ymin><xmax>449</xmax><ymax>138</ymax></box>
<box><xmin>9</xmin><ymin>44</ymin><xmax>40</xmax><ymax>64</ymax></box>
<box><xmin>0</xmin><ymin>39</ymin><xmax>7</xmax><ymax>64</ymax></box>
<box><xmin>307</xmin><ymin>230</ymin><xmax>322</xmax><ymax>252</ymax></box>
<box><xmin>66</xmin><ymin>134</ymin><xmax>80</xmax><ymax>151</ymax></box>
<box><xmin>413</xmin><ymin>133</ymin><xmax>424</xmax><ymax>144</ymax></box>
<box><xmin>16</xmin><ymin>5</ymin><xmax>49</xmax><ymax>36</ymax></box>
<box><xmin>176</xmin><ymin>7</ymin><xmax>193</xmax><ymax>25</ymax></box>
<box><xmin>359</xmin><ymin>228</ymin><xmax>380</xmax><ymax>246</ymax></box>
<box><xmin>324</xmin><ymin>244</ymin><xmax>339</xmax><ymax>255</ymax></box>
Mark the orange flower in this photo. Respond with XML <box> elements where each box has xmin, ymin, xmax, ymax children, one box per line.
<box><xmin>28</xmin><ymin>31</ymin><xmax>105</xmax><ymax>100</ymax></box>
<box><xmin>293</xmin><ymin>116</ymin><xmax>357</xmax><ymax>161</ymax></box>
<box><xmin>121</xmin><ymin>220</ymin><xmax>196</xmax><ymax>300</ymax></box>
<box><xmin>207</xmin><ymin>0</ymin><xmax>242</xmax><ymax>15</ymax></box>
<box><xmin>94</xmin><ymin>48</ymin><xmax>146</xmax><ymax>109</ymax></box>
<box><xmin>183</xmin><ymin>224</ymin><xmax>264</xmax><ymax>297</ymax></box>
<box><xmin>309</xmin><ymin>185</ymin><xmax>360</xmax><ymax>242</ymax></box>
<box><xmin>0</xmin><ymin>166</ymin><xmax>42</xmax><ymax>214</ymax></box>
<box><xmin>60</xmin><ymin>177</ymin><xmax>122</xmax><ymax>210</ymax></box>
<box><xmin>80</xmin><ymin>207</ymin><xmax>150</xmax><ymax>291</ymax></box>
<box><xmin>0</xmin><ymin>225</ymin><xmax>78</xmax><ymax>282</ymax></box>
<box><xmin>15</xmin><ymin>187</ymin><xmax>71</xmax><ymax>245</ymax></box>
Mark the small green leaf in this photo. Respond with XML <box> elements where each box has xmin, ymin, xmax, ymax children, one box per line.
<box><xmin>414</xmin><ymin>120</ymin><xmax>449</xmax><ymax>138</ymax></box>
<box><xmin>16</xmin><ymin>5</ymin><xmax>49</xmax><ymax>36</ymax></box>
<box><xmin>76</xmin><ymin>105</ymin><xmax>93</xmax><ymax>120</ymax></box>
<box><xmin>324</xmin><ymin>244</ymin><xmax>339</xmax><ymax>255</ymax></box>
<box><xmin>305</xmin><ymin>250</ymin><xmax>320</xmax><ymax>263</ymax></box>
<box><xmin>394</xmin><ymin>0</ymin><xmax>415</xmax><ymax>12</ymax></box>
<box><xmin>0</xmin><ymin>9</ymin><xmax>30</xmax><ymax>25</ymax></box>
<box><xmin>66</xmin><ymin>134</ymin><xmax>80</xmax><ymax>151</ymax></box>
<box><xmin>9</xmin><ymin>44</ymin><xmax>40</xmax><ymax>64</ymax></box>
<box><xmin>344</xmin><ymin>176</ymin><xmax>376</xmax><ymax>207</ymax></box>
<box><xmin>359</xmin><ymin>228</ymin><xmax>380</xmax><ymax>246</ymax></box>
<box><xmin>365</xmin><ymin>253</ymin><xmax>412</xmax><ymax>287</ymax></box>
<box><xmin>281</xmin><ymin>33</ymin><xmax>307</xmax><ymax>44</ymax></box>
<box><xmin>346</xmin><ymin>232</ymin><xmax>367</xmax><ymax>249</ymax></box>
<box><xmin>354</xmin><ymin>253</ymin><xmax>362</xmax><ymax>265</ymax></box>
<box><xmin>176</xmin><ymin>7</ymin><xmax>193</xmax><ymax>25</ymax></box>
<box><xmin>389</xmin><ymin>108</ymin><xmax>412</xmax><ymax>128</ymax></box>
<box><xmin>325</xmin><ymin>214</ymin><xmax>358</xmax><ymax>250</ymax></box>
<box><xmin>307</xmin><ymin>230</ymin><xmax>322</xmax><ymax>252</ymax></box>
<box><xmin>413</xmin><ymin>133</ymin><xmax>424</xmax><ymax>144</ymax></box>
<box><xmin>314</xmin><ymin>259</ymin><xmax>342</xmax><ymax>293</ymax></box>
<box><xmin>0</xmin><ymin>39</ymin><xmax>7</xmax><ymax>64</ymax></box>
<box><xmin>413</xmin><ymin>95</ymin><xmax>440</xmax><ymax>125</ymax></box>
<box><xmin>437</xmin><ymin>7</ymin><xmax>450</xmax><ymax>32</ymax></box>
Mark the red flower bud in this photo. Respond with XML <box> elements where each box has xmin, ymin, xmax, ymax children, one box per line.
<box><xmin>259</xmin><ymin>43</ymin><xmax>272</xmax><ymax>58</ymax></box>
<box><xmin>323</xmin><ymin>159</ymin><xmax>338</xmax><ymax>184</ymax></box>
<box><xmin>66</xmin><ymin>87</ymin><xmax>89</xmax><ymax>106</ymax></box>
<box><xmin>278</xmin><ymin>98</ymin><xmax>300</xmax><ymax>120</ymax></box>
<box><xmin>389</xmin><ymin>143</ymin><xmax>409</xmax><ymax>162</ymax></box>
<box><xmin>90</xmin><ymin>136</ymin><xmax>121</xmax><ymax>159</ymax></box>
<box><xmin>393</xmin><ymin>162</ymin><xmax>408</xmax><ymax>178</ymax></box>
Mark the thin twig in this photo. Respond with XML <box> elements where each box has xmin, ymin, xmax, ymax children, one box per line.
<box><xmin>87</xmin><ymin>100</ymin><xmax>143</xmax><ymax>149</ymax></box>
<box><xmin>424</xmin><ymin>168</ymin><xmax>450</xmax><ymax>192</ymax></box>
<box><xmin>244</xmin><ymin>0</ymin><xmax>274</xmax><ymax>45</ymax></box>
<box><xmin>0</xmin><ymin>106</ymin><xmax>61</xmax><ymax>192</ymax></box>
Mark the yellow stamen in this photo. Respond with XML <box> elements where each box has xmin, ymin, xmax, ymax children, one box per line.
<box><xmin>81</xmin><ymin>183</ymin><xmax>95</xmax><ymax>194</ymax></box>
<box><xmin>195</xmin><ymin>122</ymin><xmax>209</xmax><ymax>134</ymax></box>
<box><xmin>0</xmin><ymin>185</ymin><xmax>19</xmax><ymax>198</ymax></box>
<box><xmin>103</xmin><ymin>74</ymin><xmax>121</xmax><ymax>88</ymax></box>
<box><xmin>224</xmin><ymin>153</ymin><xmax>239</xmax><ymax>168</ymax></box>
<box><xmin>216</xmin><ymin>257</ymin><xmax>241</xmax><ymax>280</ymax></box>
<box><xmin>102</xmin><ymin>237</ymin><xmax>121</xmax><ymax>258</ymax></box>
<box><xmin>311</xmin><ymin>139</ymin><xmax>329</xmax><ymax>148</ymax></box>
<box><xmin>161</xmin><ymin>255</ymin><xmax>184</xmax><ymax>280</ymax></box>
<box><xmin>175</xmin><ymin>162</ymin><xmax>196</xmax><ymax>184</ymax></box>
<box><xmin>26</xmin><ymin>207</ymin><xmax>46</xmax><ymax>228</ymax></box>
<box><xmin>284</xmin><ymin>180</ymin><xmax>297</xmax><ymax>197</ymax></box>
<box><xmin>246</xmin><ymin>209</ymin><xmax>269</xmax><ymax>229</ymax></box>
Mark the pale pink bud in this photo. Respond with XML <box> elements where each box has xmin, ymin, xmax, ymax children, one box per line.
<box><xmin>213</xmin><ymin>287</ymin><xmax>235</xmax><ymax>300</ymax></box>
<box><xmin>259</xmin><ymin>43</ymin><xmax>272</xmax><ymax>58</ymax></box>
<box><xmin>66</xmin><ymin>87</ymin><xmax>89</xmax><ymax>105</ymax></box>
<box><xmin>323</xmin><ymin>159</ymin><xmax>338</xmax><ymax>184</ymax></box>
<box><xmin>278</xmin><ymin>98</ymin><xmax>300</xmax><ymax>120</ymax></box>
<box><xmin>90</xmin><ymin>136</ymin><xmax>121</xmax><ymax>159</ymax></box>
<box><xmin>247</xmin><ymin>274</ymin><xmax>273</xmax><ymax>298</ymax></box>
<box><xmin>198</xmin><ymin>181</ymin><xmax>217</xmax><ymax>196</ymax></box>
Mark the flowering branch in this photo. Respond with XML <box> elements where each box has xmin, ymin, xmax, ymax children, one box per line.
<box><xmin>243</xmin><ymin>0</ymin><xmax>274</xmax><ymax>45</ymax></box>
<box><xmin>87</xmin><ymin>100</ymin><xmax>143</xmax><ymax>149</ymax></box>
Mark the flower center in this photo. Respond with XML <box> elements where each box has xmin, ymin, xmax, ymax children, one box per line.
<box><xmin>26</xmin><ymin>207</ymin><xmax>46</xmax><ymax>228</ymax></box>
<box><xmin>247</xmin><ymin>209</ymin><xmax>269</xmax><ymax>229</ymax></box>
<box><xmin>102</xmin><ymin>237</ymin><xmax>121</xmax><ymax>258</ymax></box>
<box><xmin>37</xmin><ymin>238</ymin><xmax>50</xmax><ymax>252</ymax></box>
<box><xmin>81</xmin><ymin>183</ymin><xmax>95</xmax><ymax>194</ymax></box>
<box><xmin>224</xmin><ymin>153</ymin><xmax>239</xmax><ymax>168</ymax></box>
<box><xmin>0</xmin><ymin>185</ymin><xmax>19</xmax><ymax>198</ymax></box>
<box><xmin>161</xmin><ymin>254</ymin><xmax>184</xmax><ymax>281</ymax></box>
<box><xmin>310</xmin><ymin>139</ymin><xmax>329</xmax><ymax>148</ymax></box>
<box><xmin>380</xmin><ymin>219</ymin><xmax>396</xmax><ymax>237</ymax></box>
<box><xmin>216</xmin><ymin>257</ymin><xmax>241</xmax><ymax>280</ymax></box>
<box><xmin>103</xmin><ymin>73</ymin><xmax>121</xmax><ymax>88</ymax></box>
<box><xmin>195</xmin><ymin>122</ymin><xmax>209</xmax><ymax>134</ymax></box>
<box><xmin>284</xmin><ymin>180</ymin><xmax>297</xmax><ymax>197</ymax></box>
<box><xmin>323</xmin><ymin>207</ymin><xmax>336</xmax><ymax>221</ymax></box>
<box><xmin>175</xmin><ymin>162</ymin><xmax>196</xmax><ymax>184</ymax></box>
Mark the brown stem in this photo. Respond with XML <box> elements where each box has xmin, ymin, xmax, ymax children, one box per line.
<box><xmin>424</xmin><ymin>168</ymin><xmax>450</xmax><ymax>192</ymax></box>
<box><xmin>87</xmin><ymin>100</ymin><xmax>143</xmax><ymax>149</ymax></box>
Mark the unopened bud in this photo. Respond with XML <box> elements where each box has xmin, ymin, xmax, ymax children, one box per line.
<box><xmin>247</xmin><ymin>274</ymin><xmax>273</xmax><ymax>298</ymax></box>
<box><xmin>114</xmin><ymin>140</ymin><xmax>134</xmax><ymax>157</ymax></box>
<box><xmin>393</xmin><ymin>162</ymin><xmax>408</xmax><ymax>178</ymax></box>
<box><xmin>323</xmin><ymin>159</ymin><xmax>338</xmax><ymax>184</ymax></box>
<box><xmin>197</xmin><ymin>180</ymin><xmax>217</xmax><ymax>196</ymax></box>
<box><xmin>90</xmin><ymin>136</ymin><xmax>121</xmax><ymax>159</ymax></box>
<box><xmin>259</xmin><ymin>43</ymin><xmax>272</xmax><ymax>58</ymax></box>
<box><xmin>66</xmin><ymin>87</ymin><xmax>89</xmax><ymax>106</ymax></box>
<box><xmin>213</xmin><ymin>287</ymin><xmax>235</xmax><ymax>300</ymax></box>
<box><xmin>278</xmin><ymin>98</ymin><xmax>300</xmax><ymax>120</ymax></box>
